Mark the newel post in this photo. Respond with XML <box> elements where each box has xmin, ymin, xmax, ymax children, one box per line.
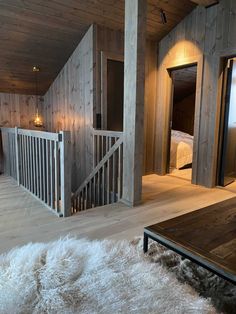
<box><xmin>59</xmin><ymin>131</ymin><xmax>72</xmax><ymax>217</ymax></box>
<box><xmin>15</xmin><ymin>126</ymin><xmax>20</xmax><ymax>185</ymax></box>
<box><xmin>122</xmin><ymin>0</ymin><xmax>146</xmax><ymax>206</ymax></box>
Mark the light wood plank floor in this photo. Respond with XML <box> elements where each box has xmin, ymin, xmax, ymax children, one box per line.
<box><xmin>1</xmin><ymin>174</ymin><xmax>236</xmax><ymax>254</ymax></box>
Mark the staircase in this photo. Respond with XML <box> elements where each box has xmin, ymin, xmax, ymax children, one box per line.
<box><xmin>71</xmin><ymin>129</ymin><xmax>123</xmax><ymax>212</ymax></box>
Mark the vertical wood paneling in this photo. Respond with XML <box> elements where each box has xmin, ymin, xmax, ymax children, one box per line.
<box><xmin>43</xmin><ymin>25</ymin><xmax>94</xmax><ymax>191</ymax></box>
<box><xmin>0</xmin><ymin>93</ymin><xmax>43</xmax><ymax>130</ymax></box>
<box><xmin>43</xmin><ymin>23</ymin><xmax>158</xmax><ymax>192</ymax></box>
<box><xmin>122</xmin><ymin>0</ymin><xmax>146</xmax><ymax>206</ymax></box>
<box><xmin>143</xmin><ymin>40</ymin><xmax>158</xmax><ymax>174</ymax></box>
<box><xmin>95</xmin><ymin>24</ymin><xmax>158</xmax><ymax>175</ymax></box>
<box><xmin>155</xmin><ymin>1</ymin><xmax>236</xmax><ymax>187</ymax></box>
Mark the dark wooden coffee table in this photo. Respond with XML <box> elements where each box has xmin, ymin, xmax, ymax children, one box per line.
<box><xmin>144</xmin><ymin>197</ymin><xmax>236</xmax><ymax>285</ymax></box>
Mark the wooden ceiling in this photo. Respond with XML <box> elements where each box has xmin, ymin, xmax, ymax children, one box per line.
<box><xmin>0</xmin><ymin>0</ymin><xmax>197</xmax><ymax>95</ymax></box>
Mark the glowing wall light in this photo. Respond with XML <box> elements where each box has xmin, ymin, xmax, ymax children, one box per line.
<box><xmin>33</xmin><ymin>66</ymin><xmax>43</xmax><ymax>128</ymax></box>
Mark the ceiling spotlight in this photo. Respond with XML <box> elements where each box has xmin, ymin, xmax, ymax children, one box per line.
<box><xmin>160</xmin><ymin>9</ymin><xmax>167</xmax><ymax>24</ymax></box>
<box><xmin>33</xmin><ymin>66</ymin><xmax>40</xmax><ymax>72</ymax></box>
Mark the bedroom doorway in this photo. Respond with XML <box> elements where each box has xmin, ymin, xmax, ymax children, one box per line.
<box><xmin>168</xmin><ymin>65</ymin><xmax>197</xmax><ymax>181</ymax></box>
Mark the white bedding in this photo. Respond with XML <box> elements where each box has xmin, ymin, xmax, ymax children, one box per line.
<box><xmin>170</xmin><ymin>130</ymin><xmax>193</xmax><ymax>169</ymax></box>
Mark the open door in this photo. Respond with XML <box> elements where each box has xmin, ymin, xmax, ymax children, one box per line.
<box><xmin>218</xmin><ymin>59</ymin><xmax>236</xmax><ymax>186</ymax></box>
<box><xmin>167</xmin><ymin>65</ymin><xmax>197</xmax><ymax>181</ymax></box>
<box><xmin>101</xmin><ymin>52</ymin><xmax>124</xmax><ymax>131</ymax></box>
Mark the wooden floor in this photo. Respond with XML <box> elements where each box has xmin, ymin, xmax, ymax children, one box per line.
<box><xmin>1</xmin><ymin>173</ymin><xmax>236</xmax><ymax>254</ymax></box>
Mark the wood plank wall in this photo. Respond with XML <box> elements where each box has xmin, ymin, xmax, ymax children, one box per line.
<box><xmin>43</xmin><ymin>25</ymin><xmax>94</xmax><ymax>191</ymax></box>
<box><xmin>43</xmin><ymin>23</ymin><xmax>157</xmax><ymax>191</ymax></box>
<box><xmin>144</xmin><ymin>40</ymin><xmax>158</xmax><ymax>174</ymax></box>
<box><xmin>94</xmin><ymin>24</ymin><xmax>157</xmax><ymax>175</ymax></box>
<box><xmin>0</xmin><ymin>93</ymin><xmax>43</xmax><ymax>129</ymax></box>
<box><xmin>155</xmin><ymin>0</ymin><xmax>236</xmax><ymax>187</ymax></box>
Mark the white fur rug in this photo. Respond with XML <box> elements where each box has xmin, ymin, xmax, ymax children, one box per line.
<box><xmin>0</xmin><ymin>237</ymin><xmax>220</xmax><ymax>314</ymax></box>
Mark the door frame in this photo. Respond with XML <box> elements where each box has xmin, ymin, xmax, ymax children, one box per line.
<box><xmin>209</xmin><ymin>48</ymin><xmax>236</xmax><ymax>187</ymax></box>
<box><xmin>164</xmin><ymin>55</ymin><xmax>204</xmax><ymax>184</ymax></box>
<box><xmin>166</xmin><ymin>64</ymin><xmax>198</xmax><ymax>175</ymax></box>
<box><xmin>217</xmin><ymin>56</ymin><xmax>236</xmax><ymax>186</ymax></box>
<box><xmin>100</xmin><ymin>51</ymin><xmax>124</xmax><ymax>130</ymax></box>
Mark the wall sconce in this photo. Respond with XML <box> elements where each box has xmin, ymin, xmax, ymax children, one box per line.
<box><xmin>33</xmin><ymin>66</ymin><xmax>43</xmax><ymax>128</ymax></box>
<box><xmin>34</xmin><ymin>109</ymin><xmax>43</xmax><ymax>128</ymax></box>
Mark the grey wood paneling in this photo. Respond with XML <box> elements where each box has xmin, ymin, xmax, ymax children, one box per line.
<box><xmin>155</xmin><ymin>0</ymin><xmax>236</xmax><ymax>187</ymax></box>
<box><xmin>143</xmin><ymin>40</ymin><xmax>158</xmax><ymax>175</ymax></box>
<box><xmin>95</xmin><ymin>25</ymin><xmax>157</xmax><ymax>175</ymax></box>
<box><xmin>44</xmin><ymin>25</ymin><xmax>94</xmax><ymax>191</ymax></box>
<box><xmin>0</xmin><ymin>93</ymin><xmax>43</xmax><ymax>129</ymax></box>
<box><xmin>122</xmin><ymin>0</ymin><xmax>146</xmax><ymax>206</ymax></box>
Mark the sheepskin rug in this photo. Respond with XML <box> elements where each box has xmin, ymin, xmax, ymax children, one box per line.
<box><xmin>0</xmin><ymin>237</ymin><xmax>232</xmax><ymax>314</ymax></box>
<box><xmin>146</xmin><ymin>240</ymin><xmax>236</xmax><ymax>314</ymax></box>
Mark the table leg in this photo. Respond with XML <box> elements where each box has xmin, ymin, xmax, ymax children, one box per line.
<box><xmin>143</xmin><ymin>232</ymin><xmax>149</xmax><ymax>253</ymax></box>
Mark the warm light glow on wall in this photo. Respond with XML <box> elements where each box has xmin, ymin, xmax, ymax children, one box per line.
<box><xmin>33</xmin><ymin>109</ymin><xmax>43</xmax><ymax>128</ymax></box>
<box><xmin>160</xmin><ymin>40</ymin><xmax>203</xmax><ymax>68</ymax></box>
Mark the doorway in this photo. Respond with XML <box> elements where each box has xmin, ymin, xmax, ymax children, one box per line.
<box><xmin>101</xmin><ymin>52</ymin><xmax>124</xmax><ymax>131</ymax></box>
<box><xmin>168</xmin><ymin>65</ymin><xmax>197</xmax><ymax>181</ymax></box>
<box><xmin>218</xmin><ymin>57</ymin><xmax>236</xmax><ymax>187</ymax></box>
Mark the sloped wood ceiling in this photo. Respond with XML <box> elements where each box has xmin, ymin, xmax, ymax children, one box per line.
<box><xmin>0</xmin><ymin>0</ymin><xmax>196</xmax><ymax>95</ymax></box>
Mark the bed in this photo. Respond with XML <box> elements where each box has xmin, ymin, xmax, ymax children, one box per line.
<box><xmin>170</xmin><ymin>130</ymin><xmax>193</xmax><ymax>169</ymax></box>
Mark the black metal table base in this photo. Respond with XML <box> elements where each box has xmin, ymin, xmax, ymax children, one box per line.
<box><xmin>143</xmin><ymin>229</ymin><xmax>236</xmax><ymax>285</ymax></box>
